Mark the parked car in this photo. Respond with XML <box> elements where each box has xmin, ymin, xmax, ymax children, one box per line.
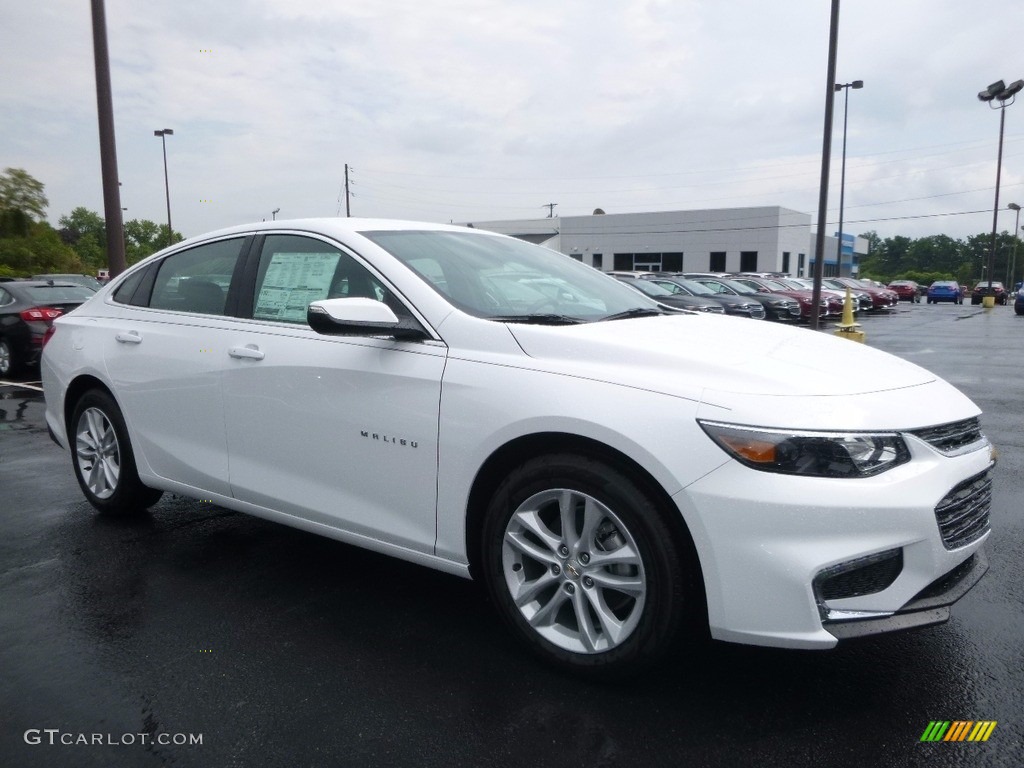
<box><xmin>612</xmin><ymin>274</ymin><xmax>726</xmax><ymax>314</ymax></box>
<box><xmin>1015</xmin><ymin>287</ymin><xmax>1024</xmax><ymax>316</ymax></box>
<box><xmin>0</xmin><ymin>280</ymin><xmax>94</xmax><ymax>375</ymax></box>
<box><xmin>812</xmin><ymin>278</ymin><xmax>874</xmax><ymax>313</ymax></box>
<box><xmin>971</xmin><ymin>281</ymin><xmax>1007</xmax><ymax>305</ymax></box>
<box><xmin>725</xmin><ymin>275</ymin><xmax>840</xmax><ymax>320</ymax></box>
<box><xmin>887</xmin><ymin>280</ymin><xmax>921</xmax><ymax>303</ymax></box>
<box><xmin>675</xmin><ymin>275</ymin><xmax>802</xmax><ymax>321</ymax></box>
<box><xmin>32</xmin><ymin>274</ymin><xmax>104</xmax><ymax>292</ymax></box>
<box><xmin>42</xmin><ymin>219</ymin><xmax>994</xmax><ymax>676</ymax></box>
<box><xmin>635</xmin><ymin>274</ymin><xmax>771</xmax><ymax>318</ymax></box>
<box><xmin>831</xmin><ymin>278</ymin><xmax>899</xmax><ymax>310</ymax></box>
<box><xmin>927</xmin><ymin>281</ymin><xmax>963</xmax><ymax>304</ymax></box>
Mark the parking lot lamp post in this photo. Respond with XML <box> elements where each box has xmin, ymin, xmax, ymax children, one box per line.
<box><xmin>272</xmin><ymin>208</ymin><xmax>280</xmax><ymax>220</ymax></box>
<box><xmin>154</xmin><ymin>128</ymin><xmax>174</xmax><ymax>247</ymax></box>
<box><xmin>978</xmin><ymin>80</ymin><xmax>1023</xmax><ymax>306</ymax></box>
<box><xmin>834</xmin><ymin>80</ymin><xmax>863</xmax><ymax>278</ymax></box>
<box><xmin>1008</xmin><ymin>203</ymin><xmax>1021</xmax><ymax>292</ymax></box>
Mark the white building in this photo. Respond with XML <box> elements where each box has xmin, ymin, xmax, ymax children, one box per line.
<box><xmin>467</xmin><ymin>207</ymin><xmax>867</xmax><ymax>277</ymax></box>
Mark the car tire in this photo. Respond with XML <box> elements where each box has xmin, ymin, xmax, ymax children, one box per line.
<box><xmin>70</xmin><ymin>389</ymin><xmax>163</xmax><ymax>515</ymax></box>
<box><xmin>481</xmin><ymin>453</ymin><xmax>692</xmax><ymax>678</ymax></box>
<box><xmin>0</xmin><ymin>337</ymin><xmax>15</xmax><ymax>377</ymax></box>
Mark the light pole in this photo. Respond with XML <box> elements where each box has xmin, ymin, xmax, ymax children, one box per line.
<box><xmin>834</xmin><ymin>80</ymin><xmax>863</xmax><ymax>278</ymax></box>
<box><xmin>272</xmin><ymin>208</ymin><xmax>280</xmax><ymax>220</ymax></box>
<box><xmin>154</xmin><ymin>128</ymin><xmax>174</xmax><ymax>247</ymax></box>
<box><xmin>1009</xmin><ymin>203</ymin><xmax>1021</xmax><ymax>293</ymax></box>
<box><xmin>978</xmin><ymin>79</ymin><xmax>1023</xmax><ymax>306</ymax></box>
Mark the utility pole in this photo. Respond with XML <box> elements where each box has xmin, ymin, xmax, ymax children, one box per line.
<box><xmin>543</xmin><ymin>203</ymin><xmax>557</xmax><ymax>218</ymax></box>
<box><xmin>90</xmin><ymin>0</ymin><xmax>126</xmax><ymax>277</ymax></box>
<box><xmin>345</xmin><ymin>164</ymin><xmax>351</xmax><ymax>217</ymax></box>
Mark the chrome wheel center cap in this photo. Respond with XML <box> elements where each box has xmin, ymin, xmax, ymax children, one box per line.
<box><xmin>564</xmin><ymin>560</ymin><xmax>583</xmax><ymax>580</ymax></box>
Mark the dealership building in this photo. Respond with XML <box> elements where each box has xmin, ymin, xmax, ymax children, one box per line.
<box><xmin>467</xmin><ymin>207</ymin><xmax>867</xmax><ymax>277</ymax></box>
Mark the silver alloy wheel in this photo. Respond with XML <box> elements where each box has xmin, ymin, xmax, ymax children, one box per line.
<box><xmin>75</xmin><ymin>407</ymin><xmax>121</xmax><ymax>500</ymax></box>
<box><xmin>501</xmin><ymin>488</ymin><xmax>647</xmax><ymax>654</ymax></box>
<box><xmin>0</xmin><ymin>340</ymin><xmax>10</xmax><ymax>375</ymax></box>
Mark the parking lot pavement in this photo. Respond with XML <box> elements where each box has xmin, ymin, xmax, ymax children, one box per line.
<box><xmin>2</xmin><ymin>304</ymin><xmax>1022</xmax><ymax>768</ymax></box>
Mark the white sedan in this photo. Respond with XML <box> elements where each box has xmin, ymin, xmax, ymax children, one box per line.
<box><xmin>42</xmin><ymin>219</ymin><xmax>993</xmax><ymax>676</ymax></box>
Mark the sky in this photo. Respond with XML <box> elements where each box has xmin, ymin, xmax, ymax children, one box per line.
<box><xmin>2</xmin><ymin>0</ymin><xmax>1023</xmax><ymax>243</ymax></box>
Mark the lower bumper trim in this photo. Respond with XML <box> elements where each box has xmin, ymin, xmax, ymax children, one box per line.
<box><xmin>823</xmin><ymin>550</ymin><xmax>988</xmax><ymax>641</ymax></box>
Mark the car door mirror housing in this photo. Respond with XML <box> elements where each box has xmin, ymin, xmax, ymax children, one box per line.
<box><xmin>307</xmin><ymin>298</ymin><xmax>428</xmax><ymax>340</ymax></box>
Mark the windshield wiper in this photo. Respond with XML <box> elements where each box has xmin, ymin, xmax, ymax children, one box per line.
<box><xmin>600</xmin><ymin>307</ymin><xmax>667</xmax><ymax>322</ymax></box>
<box><xmin>487</xmin><ymin>314</ymin><xmax>585</xmax><ymax>325</ymax></box>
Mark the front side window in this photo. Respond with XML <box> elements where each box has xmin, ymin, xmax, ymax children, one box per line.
<box><xmin>251</xmin><ymin>235</ymin><xmax>401</xmax><ymax>325</ymax></box>
<box><xmin>149</xmin><ymin>238</ymin><xmax>245</xmax><ymax>315</ymax></box>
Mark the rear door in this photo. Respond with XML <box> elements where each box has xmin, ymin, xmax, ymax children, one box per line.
<box><xmin>102</xmin><ymin>236</ymin><xmax>249</xmax><ymax>496</ymax></box>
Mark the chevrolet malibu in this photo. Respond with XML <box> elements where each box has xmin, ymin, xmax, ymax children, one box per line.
<box><xmin>42</xmin><ymin>219</ymin><xmax>994</xmax><ymax>676</ymax></box>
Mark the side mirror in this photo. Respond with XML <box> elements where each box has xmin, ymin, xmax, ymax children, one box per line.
<box><xmin>307</xmin><ymin>298</ymin><xmax>428</xmax><ymax>341</ymax></box>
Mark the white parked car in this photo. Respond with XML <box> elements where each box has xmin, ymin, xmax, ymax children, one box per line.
<box><xmin>42</xmin><ymin>219</ymin><xmax>994</xmax><ymax>676</ymax></box>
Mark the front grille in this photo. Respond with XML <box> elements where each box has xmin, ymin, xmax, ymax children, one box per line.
<box><xmin>911</xmin><ymin>417</ymin><xmax>984</xmax><ymax>455</ymax></box>
<box><xmin>934</xmin><ymin>470</ymin><xmax>992</xmax><ymax>550</ymax></box>
<box><xmin>749</xmin><ymin>305</ymin><xmax>766</xmax><ymax>319</ymax></box>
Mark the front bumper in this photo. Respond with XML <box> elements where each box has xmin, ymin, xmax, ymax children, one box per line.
<box><xmin>673</xmin><ymin>431</ymin><xmax>993</xmax><ymax>649</ymax></box>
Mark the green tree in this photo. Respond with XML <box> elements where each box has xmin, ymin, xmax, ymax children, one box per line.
<box><xmin>124</xmin><ymin>218</ymin><xmax>182</xmax><ymax>263</ymax></box>
<box><xmin>0</xmin><ymin>167</ymin><xmax>48</xmax><ymax>223</ymax></box>
<box><xmin>0</xmin><ymin>221</ymin><xmax>80</xmax><ymax>276</ymax></box>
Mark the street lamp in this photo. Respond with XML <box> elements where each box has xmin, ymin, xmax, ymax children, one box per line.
<box><xmin>272</xmin><ymin>208</ymin><xmax>280</xmax><ymax>220</ymax></box>
<box><xmin>978</xmin><ymin>79</ymin><xmax>1023</xmax><ymax>306</ymax></box>
<box><xmin>154</xmin><ymin>128</ymin><xmax>174</xmax><ymax>247</ymax></box>
<box><xmin>1009</xmin><ymin>202</ymin><xmax>1021</xmax><ymax>294</ymax></box>
<box><xmin>834</xmin><ymin>80</ymin><xmax>863</xmax><ymax>277</ymax></box>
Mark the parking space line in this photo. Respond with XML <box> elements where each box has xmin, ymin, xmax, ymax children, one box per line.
<box><xmin>0</xmin><ymin>380</ymin><xmax>44</xmax><ymax>392</ymax></box>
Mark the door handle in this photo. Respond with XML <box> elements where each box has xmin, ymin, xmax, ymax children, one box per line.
<box><xmin>115</xmin><ymin>331</ymin><xmax>142</xmax><ymax>344</ymax></box>
<box><xmin>228</xmin><ymin>344</ymin><xmax>265</xmax><ymax>361</ymax></box>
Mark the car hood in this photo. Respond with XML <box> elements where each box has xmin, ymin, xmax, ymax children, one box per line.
<box><xmin>506</xmin><ymin>315</ymin><xmax>976</xmax><ymax>429</ymax></box>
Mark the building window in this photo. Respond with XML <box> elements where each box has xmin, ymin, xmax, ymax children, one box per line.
<box><xmin>592</xmin><ymin>253</ymin><xmax>603</xmax><ymax>270</ymax></box>
<box><xmin>614</xmin><ymin>253</ymin><xmax>633</xmax><ymax>271</ymax></box>
<box><xmin>740</xmin><ymin>251</ymin><xmax>758</xmax><ymax>273</ymax></box>
<box><xmin>798</xmin><ymin>253</ymin><xmax>806</xmax><ymax>277</ymax></box>
<box><xmin>782</xmin><ymin>252</ymin><xmax>790</xmax><ymax>273</ymax></box>
<box><xmin>570</xmin><ymin>253</ymin><xmax>583</xmax><ymax>262</ymax></box>
<box><xmin>709</xmin><ymin>252</ymin><xmax>726</xmax><ymax>272</ymax></box>
<box><xmin>662</xmin><ymin>252</ymin><xmax>683</xmax><ymax>272</ymax></box>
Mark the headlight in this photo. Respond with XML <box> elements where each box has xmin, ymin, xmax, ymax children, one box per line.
<box><xmin>698</xmin><ymin>421</ymin><xmax>910</xmax><ymax>478</ymax></box>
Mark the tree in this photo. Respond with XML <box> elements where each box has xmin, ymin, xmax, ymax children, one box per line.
<box><xmin>0</xmin><ymin>168</ymin><xmax>48</xmax><ymax>222</ymax></box>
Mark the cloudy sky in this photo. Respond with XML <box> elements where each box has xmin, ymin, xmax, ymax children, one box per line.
<box><xmin>2</xmin><ymin>0</ymin><xmax>1023</xmax><ymax>242</ymax></box>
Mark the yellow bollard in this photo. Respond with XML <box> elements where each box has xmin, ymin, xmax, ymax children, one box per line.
<box><xmin>833</xmin><ymin>287</ymin><xmax>865</xmax><ymax>343</ymax></box>
<box><xmin>982</xmin><ymin>296</ymin><xmax>995</xmax><ymax>308</ymax></box>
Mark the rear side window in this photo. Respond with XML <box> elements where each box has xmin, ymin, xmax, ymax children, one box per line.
<box><xmin>149</xmin><ymin>238</ymin><xmax>245</xmax><ymax>316</ymax></box>
<box><xmin>111</xmin><ymin>269</ymin><xmax>147</xmax><ymax>304</ymax></box>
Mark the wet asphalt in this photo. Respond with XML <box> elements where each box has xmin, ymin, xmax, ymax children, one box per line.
<box><xmin>1</xmin><ymin>302</ymin><xmax>1021</xmax><ymax>768</ymax></box>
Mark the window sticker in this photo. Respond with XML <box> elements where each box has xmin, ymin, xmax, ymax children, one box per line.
<box><xmin>254</xmin><ymin>252</ymin><xmax>341</xmax><ymax>322</ymax></box>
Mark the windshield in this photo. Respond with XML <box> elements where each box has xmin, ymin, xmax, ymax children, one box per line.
<box><xmin>361</xmin><ymin>230</ymin><xmax>656</xmax><ymax>322</ymax></box>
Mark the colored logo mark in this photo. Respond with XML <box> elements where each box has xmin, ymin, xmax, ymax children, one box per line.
<box><xmin>920</xmin><ymin>721</ymin><xmax>997</xmax><ymax>742</ymax></box>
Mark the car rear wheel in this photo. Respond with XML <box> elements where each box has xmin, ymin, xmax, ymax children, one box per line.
<box><xmin>71</xmin><ymin>390</ymin><xmax>163</xmax><ymax>515</ymax></box>
<box><xmin>0</xmin><ymin>338</ymin><xmax>15</xmax><ymax>376</ymax></box>
<box><xmin>482</xmin><ymin>454</ymin><xmax>691</xmax><ymax>678</ymax></box>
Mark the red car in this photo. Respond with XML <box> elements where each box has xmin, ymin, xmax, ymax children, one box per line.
<box><xmin>832</xmin><ymin>277</ymin><xmax>899</xmax><ymax>310</ymax></box>
<box><xmin>887</xmin><ymin>280</ymin><xmax>921</xmax><ymax>303</ymax></box>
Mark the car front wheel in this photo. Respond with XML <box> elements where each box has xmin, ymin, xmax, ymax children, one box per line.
<box><xmin>71</xmin><ymin>390</ymin><xmax>163</xmax><ymax>515</ymax></box>
<box><xmin>482</xmin><ymin>454</ymin><xmax>691</xmax><ymax>677</ymax></box>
